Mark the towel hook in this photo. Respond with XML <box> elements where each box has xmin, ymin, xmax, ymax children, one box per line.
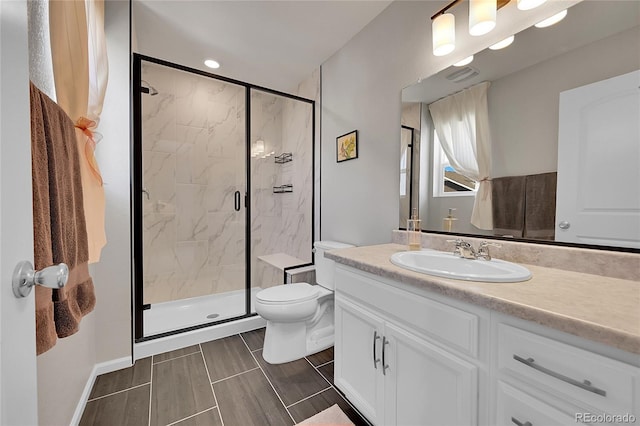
<box><xmin>12</xmin><ymin>261</ymin><xmax>68</xmax><ymax>298</ymax></box>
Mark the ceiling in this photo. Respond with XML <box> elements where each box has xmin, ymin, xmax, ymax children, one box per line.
<box><xmin>402</xmin><ymin>0</ymin><xmax>640</xmax><ymax>103</ymax></box>
<box><xmin>133</xmin><ymin>0</ymin><xmax>393</xmax><ymax>93</ymax></box>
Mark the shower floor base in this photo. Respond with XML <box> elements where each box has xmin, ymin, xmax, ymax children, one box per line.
<box><xmin>144</xmin><ymin>287</ymin><xmax>261</xmax><ymax>337</ymax></box>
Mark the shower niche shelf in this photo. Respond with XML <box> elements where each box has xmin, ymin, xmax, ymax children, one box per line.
<box><xmin>273</xmin><ymin>184</ymin><xmax>293</xmax><ymax>194</ymax></box>
<box><xmin>275</xmin><ymin>152</ymin><xmax>292</xmax><ymax>164</ymax></box>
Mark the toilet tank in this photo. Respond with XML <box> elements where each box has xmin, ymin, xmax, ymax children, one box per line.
<box><xmin>314</xmin><ymin>240</ymin><xmax>355</xmax><ymax>290</ymax></box>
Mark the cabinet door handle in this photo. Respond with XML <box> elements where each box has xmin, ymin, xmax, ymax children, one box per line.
<box><xmin>513</xmin><ymin>354</ymin><xmax>606</xmax><ymax>397</ymax></box>
<box><xmin>382</xmin><ymin>336</ymin><xmax>389</xmax><ymax>375</ymax></box>
<box><xmin>373</xmin><ymin>331</ymin><xmax>381</xmax><ymax>369</ymax></box>
<box><xmin>511</xmin><ymin>417</ymin><xmax>532</xmax><ymax>426</ymax></box>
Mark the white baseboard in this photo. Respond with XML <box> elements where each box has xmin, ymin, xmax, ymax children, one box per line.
<box><xmin>70</xmin><ymin>356</ymin><xmax>133</xmax><ymax>426</ymax></box>
<box><xmin>134</xmin><ymin>316</ymin><xmax>266</xmax><ymax>360</ymax></box>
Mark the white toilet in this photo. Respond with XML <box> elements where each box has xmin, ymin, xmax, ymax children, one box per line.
<box><xmin>255</xmin><ymin>240</ymin><xmax>354</xmax><ymax>364</ymax></box>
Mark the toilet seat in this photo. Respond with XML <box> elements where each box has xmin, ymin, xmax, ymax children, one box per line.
<box><xmin>256</xmin><ymin>283</ymin><xmax>319</xmax><ymax>305</ymax></box>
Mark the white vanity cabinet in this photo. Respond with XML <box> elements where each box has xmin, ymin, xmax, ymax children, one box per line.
<box><xmin>492</xmin><ymin>317</ymin><xmax>640</xmax><ymax>426</ymax></box>
<box><xmin>334</xmin><ymin>266</ymin><xmax>485</xmax><ymax>426</ymax></box>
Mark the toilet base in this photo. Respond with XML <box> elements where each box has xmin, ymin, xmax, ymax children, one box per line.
<box><xmin>262</xmin><ymin>321</ymin><xmax>334</xmax><ymax>364</ymax></box>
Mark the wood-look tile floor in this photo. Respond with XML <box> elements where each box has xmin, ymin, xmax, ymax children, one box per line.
<box><xmin>80</xmin><ymin>328</ymin><xmax>370</xmax><ymax>426</ymax></box>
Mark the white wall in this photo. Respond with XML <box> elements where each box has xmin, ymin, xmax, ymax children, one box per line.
<box><xmin>92</xmin><ymin>0</ymin><xmax>132</xmax><ymax>364</ymax></box>
<box><xmin>490</xmin><ymin>26</ymin><xmax>640</xmax><ymax>178</ymax></box>
<box><xmin>37</xmin><ymin>318</ymin><xmax>96</xmax><ymax>425</ymax></box>
<box><xmin>320</xmin><ymin>0</ymin><xmax>578</xmax><ymax>246</ymax></box>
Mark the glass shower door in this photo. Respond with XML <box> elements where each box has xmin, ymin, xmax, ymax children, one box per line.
<box><xmin>137</xmin><ymin>57</ymin><xmax>248</xmax><ymax>338</ymax></box>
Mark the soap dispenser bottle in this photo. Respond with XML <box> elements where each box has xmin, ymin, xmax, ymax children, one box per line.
<box><xmin>443</xmin><ymin>208</ymin><xmax>457</xmax><ymax>232</ymax></box>
<box><xmin>407</xmin><ymin>208</ymin><xmax>421</xmax><ymax>251</ymax></box>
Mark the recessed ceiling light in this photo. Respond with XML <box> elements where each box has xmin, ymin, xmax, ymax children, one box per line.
<box><xmin>489</xmin><ymin>35</ymin><xmax>515</xmax><ymax>50</ymax></box>
<box><xmin>204</xmin><ymin>59</ymin><xmax>220</xmax><ymax>69</ymax></box>
<box><xmin>454</xmin><ymin>56</ymin><xmax>474</xmax><ymax>67</ymax></box>
<box><xmin>517</xmin><ymin>0</ymin><xmax>546</xmax><ymax>11</ymax></box>
<box><xmin>535</xmin><ymin>9</ymin><xmax>568</xmax><ymax>28</ymax></box>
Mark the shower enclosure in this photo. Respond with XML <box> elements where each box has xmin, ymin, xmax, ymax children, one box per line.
<box><xmin>133</xmin><ymin>55</ymin><xmax>314</xmax><ymax>340</ymax></box>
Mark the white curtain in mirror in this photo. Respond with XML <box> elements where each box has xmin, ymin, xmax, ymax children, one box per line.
<box><xmin>428</xmin><ymin>81</ymin><xmax>493</xmax><ymax>230</ymax></box>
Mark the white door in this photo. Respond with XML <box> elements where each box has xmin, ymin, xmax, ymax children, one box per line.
<box><xmin>383</xmin><ymin>322</ymin><xmax>478</xmax><ymax>426</ymax></box>
<box><xmin>556</xmin><ymin>70</ymin><xmax>640</xmax><ymax>248</ymax></box>
<box><xmin>0</xmin><ymin>1</ymin><xmax>39</xmax><ymax>424</ymax></box>
<box><xmin>334</xmin><ymin>296</ymin><xmax>384</xmax><ymax>425</ymax></box>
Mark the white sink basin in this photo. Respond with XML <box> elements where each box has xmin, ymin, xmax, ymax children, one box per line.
<box><xmin>390</xmin><ymin>250</ymin><xmax>532</xmax><ymax>283</ymax></box>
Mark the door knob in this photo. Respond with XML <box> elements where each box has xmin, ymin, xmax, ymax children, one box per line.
<box><xmin>558</xmin><ymin>221</ymin><xmax>571</xmax><ymax>230</ymax></box>
<box><xmin>12</xmin><ymin>261</ymin><xmax>68</xmax><ymax>298</ymax></box>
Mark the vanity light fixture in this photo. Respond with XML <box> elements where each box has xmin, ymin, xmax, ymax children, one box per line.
<box><xmin>469</xmin><ymin>0</ymin><xmax>497</xmax><ymax>36</ymax></box>
<box><xmin>204</xmin><ymin>59</ymin><xmax>220</xmax><ymax>69</ymax></box>
<box><xmin>489</xmin><ymin>35</ymin><xmax>515</xmax><ymax>50</ymax></box>
<box><xmin>432</xmin><ymin>12</ymin><xmax>456</xmax><ymax>56</ymax></box>
<box><xmin>431</xmin><ymin>0</ymin><xmax>509</xmax><ymax>56</ymax></box>
<box><xmin>534</xmin><ymin>9</ymin><xmax>567</xmax><ymax>28</ymax></box>
<box><xmin>454</xmin><ymin>55</ymin><xmax>474</xmax><ymax>66</ymax></box>
<box><xmin>517</xmin><ymin>0</ymin><xmax>546</xmax><ymax>11</ymax></box>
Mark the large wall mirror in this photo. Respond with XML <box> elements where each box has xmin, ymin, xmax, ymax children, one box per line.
<box><xmin>400</xmin><ymin>0</ymin><xmax>640</xmax><ymax>250</ymax></box>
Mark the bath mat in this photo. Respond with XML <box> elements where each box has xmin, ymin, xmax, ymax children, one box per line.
<box><xmin>296</xmin><ymin>404</ymin><xmax>355</xmax><ymax>425</ymax></box>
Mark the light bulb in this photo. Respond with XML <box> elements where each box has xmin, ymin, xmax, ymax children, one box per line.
<box><xmin>489</xmin><ymin>35</ymin><xmax>515</xmax><ymax>50</ymax></box>
<box><xmin>204</xmin><ymin>59</ymin><xmax>220</xmax><ymax>69</ymax></box>
<box><xmin>454</xmin><ymin>56</ymin><xmax>474</xmax><ymax>67</ymax></box>
<box><xmin>517</xmin><ymin>0</ymin><xmax>546</xmax><ymax>11</ymax></box>
<box><xmin>535</xmin><ymin>9</ymin><xmax>567</xmax><ymax>28</ymax></box>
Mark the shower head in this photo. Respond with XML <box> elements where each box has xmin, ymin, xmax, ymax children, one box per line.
<box><xmin>141</xmin><ymin>80</ymin><xmax>158</xmax><ymax>96</ymax></box>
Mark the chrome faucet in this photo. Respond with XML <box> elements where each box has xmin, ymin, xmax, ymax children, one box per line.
<box><xmin>448</xmin><ymin>239</ymin><xmax>477</xmax><ymax>259</ymax></box>
<box><xmin>476</xmin><ymin>241</ymin><xmax>502</xmax><ymax>260</ymax></box>
<box><xmin>448</xmin><ymin>239</ymin><xmax>501</xmax><ymax>260</ymax></box>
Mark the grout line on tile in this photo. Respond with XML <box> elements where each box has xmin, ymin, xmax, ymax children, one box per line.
<box><xmin>86</xmin><ymin>382</ymin><xmax>151</xmax><ymax>402</ymax></box>
<box><xmin>314</xmin><ymin>359</ymin><xmax>334</xmax><ymax>369</ymax></box>
<box><xmin>166</xmin><ymin>407</ymin><xmax>217</xmax><ymax>426</ymax></box>
<box><xmin>152</xmin><ymin>349</ymin><xmax>201</xmax><ymax>364</ymax></box>
<box><xmin>152</xmin><ymin>351</ymin><xmax>201</xmax><ymax>366</ymax></box>
<box><xmin>305</xmin><ymin>355</ymin><xmax>373</xmax><ymax>426</ymax></box>
<box><xmin>148</xmin><ymin>355</ymin><xmax>154</xmax><ymax>426</ymax></box>
<box><xmin>200</xmin><ymin>343</ymin><xmax>225</xmax><ymax>426</ymax></box>
<box><xmin>285</xmin><ymin>386</ymin><xmax>332</xmax><ymax>409</ymax></box>
<box><xmin>304</xmin><ymin>357</ymin><xmax>333</xmax><ymax>388</ymax></box>
<box><xmin>240</xmin><ymin>333</ymin><xmax>297</xmax><ymax>425</ymax></box>
<box><xmin>211</xmin><ymin>367</ymin><xmax>260</xmax><ymax>384</ymax></box>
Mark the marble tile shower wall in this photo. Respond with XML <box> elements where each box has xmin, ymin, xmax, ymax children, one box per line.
<box><xmin>251</xmin><ymin>92</ymin><xmax>313</xmax><ymax>288</ymax></box>
<box><xmin>142</xmin><ymin>63</ymin><xmax>246</xmax><ymax>305</ymax></box>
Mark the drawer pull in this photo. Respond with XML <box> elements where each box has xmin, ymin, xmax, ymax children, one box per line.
<box><xmin>382</xmin><ymin>336</ymin><xmax>389</xmax><ymax>375</ymax></box>
<box><xmin>511</xmin><ymin>417</ymin><xmax>532</xmax><ymax>426</ymax></box>
<box><xmin>513</xmin><ymin>354</ymin><xmax>607</xmax><ymax>397</ymax></box>
<box><xmin>373</xmin><ymin>331</ymin><xmax>381</xmax><ymax>369</ymax></box>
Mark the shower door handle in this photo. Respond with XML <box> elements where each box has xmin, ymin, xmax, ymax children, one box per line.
<box><xmin>234</xmin><ymin>191</ymin><xmax>241</xmax><ymax>211</ymax></box>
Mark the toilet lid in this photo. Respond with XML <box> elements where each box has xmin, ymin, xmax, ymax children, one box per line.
<box><xmin>256</xmin><ymin>283</ymin><xmax>319</xmax><ymax>304</ymax></box>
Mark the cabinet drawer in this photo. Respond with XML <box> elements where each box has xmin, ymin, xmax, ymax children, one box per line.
<box><xmin>336</xmin><ymin>267</ymin><xmax>478</xmax><ymax>358</ymax></box>
<box><xmin>497</xmin><ymin>324</ymin><xmax>638</xmax><ymax>416</ymax></box>
<box><xmin>496</xmin><ymin>381</ymin><xmax>575</xmax><ymax>426</ymax></box>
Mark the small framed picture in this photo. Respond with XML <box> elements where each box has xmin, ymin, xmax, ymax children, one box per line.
<box><xmin>336</xmin><ymin>130</ymin><xmax>358</xmax><ymax>163</ymax></box>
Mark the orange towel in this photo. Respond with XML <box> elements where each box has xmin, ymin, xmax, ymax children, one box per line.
<box><xmin>30</xmin><ymin>82</ymin><xmax>96</xmax><ymax>354</ymax></box>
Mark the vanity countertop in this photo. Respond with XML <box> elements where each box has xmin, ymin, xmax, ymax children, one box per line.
<box><xmin>326</xmin><ymin>243</ymin><xmax>640</xmax><ymax>355</ymax></box>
